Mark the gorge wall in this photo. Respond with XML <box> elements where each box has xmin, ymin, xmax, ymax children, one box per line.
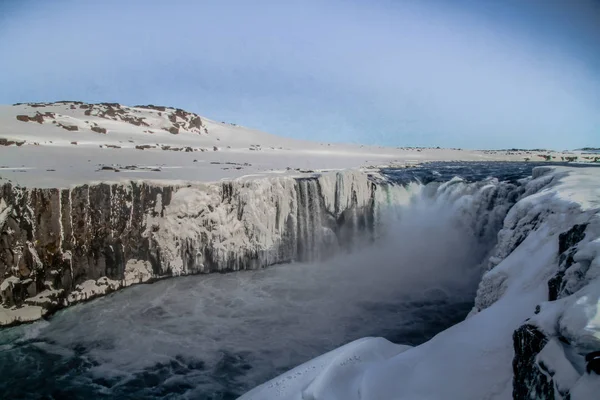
<box><xmin>469</xmin><ymin>167</ymin><xmax>600</xmax><ymax>400</ymax></box>
<box><xmin>509</xmin><ymin>218</ymin><xmax>600</xmax><ymax>400</ymax></box>
<box><xmin>0</xmin><ymin>170</ymin><xmax>401</xmax><ymax>326</ymax></box>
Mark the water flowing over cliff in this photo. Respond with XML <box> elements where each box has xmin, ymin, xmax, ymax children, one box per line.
<box><xmin>0</xmin><ymin>170</ymin><xmax>413</xmax><ymax>326</ymax></box>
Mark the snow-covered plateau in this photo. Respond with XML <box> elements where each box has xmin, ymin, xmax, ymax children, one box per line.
<box><xmin>0</xmin><ymin>101</ymin><xmax>593</xmax><ymax>188</ymax></box>
<box><xmin>1</xmin><ymin>101</ymin><xmax>599</xmax><ymax>399</ymax></box>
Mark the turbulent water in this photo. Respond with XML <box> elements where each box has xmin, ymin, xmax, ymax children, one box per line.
<box><xmin>382</xmin><ymin>160</ymin><xmax>595</xmax><ymax>184</ymax></box>
<box><xmin>0</xmin><ymin>162</ymin><xmax>577</xmax><ymax>399</ymax></box>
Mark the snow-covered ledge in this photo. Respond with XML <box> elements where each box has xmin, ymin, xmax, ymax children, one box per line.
<box><xmin>0</xmin><ymin>169</ymin><xmax>405</xmax><ymax>327</ymax></box>
<box><xmin>242</xmin><ymin>166</ymin><xmax>600</xmax><ymax>400</ymax></box>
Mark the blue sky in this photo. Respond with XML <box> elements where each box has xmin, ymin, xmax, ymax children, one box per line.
<box><xmin>1</xmin><ymin>0</ymin><xmax>599</xmax><ymax>149</ymax></box>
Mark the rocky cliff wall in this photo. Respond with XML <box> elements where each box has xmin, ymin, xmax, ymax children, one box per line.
<box><xmin>510</xmin><ymin>217</ymin><xmax>600</xmax><ymax>400</ymax></box>
<box><xmin>0</xmin><ymin>170</ymin><xmax>402</xmax><ymax>326</ymax></box>
<box><xmin>468</xmin><ymin>167</ymin><xmax>600</xmax><ymax>399</ymax></box>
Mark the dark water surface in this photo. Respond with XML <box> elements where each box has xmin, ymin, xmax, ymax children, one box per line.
<box><xmin>0</xmin><ymin>271</ymin><xmax>473</xmax><ymax>399</ymax></box>
<box><xmin>382</xmin><ymin>160</ymin><xmax>599</xmax><ymax>185</ymax></box>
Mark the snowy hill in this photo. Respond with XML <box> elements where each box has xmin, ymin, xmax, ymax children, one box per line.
<box><xmin>0</xmin><ymin>101</ymin><xmax>580</xmax><ymax>188</ymax></box>
<box><xmin>4</xmin><ymin>101</ymin><xmax>292</xmax><ymax>148</ymax></box>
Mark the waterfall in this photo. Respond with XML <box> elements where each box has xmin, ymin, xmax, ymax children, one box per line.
<box><xmin>1</xmin><ymin>165</ymin><xmax>528</xmax><ymax>327</ymax></box>
<box><xmin>0</xmin><ymin>170</ymin><xmax>388</xmax><ymax>325</ymax></box>
<box><xmin>294</xmin><ymin>178</ymin><xmax>328</xmax><ymax>262</ymax></box>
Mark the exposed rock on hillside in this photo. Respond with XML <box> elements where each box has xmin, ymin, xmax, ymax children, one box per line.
<box><xmin>11</xmin><ymin>101</ymin><xmax>207</xmax><ymax>138</ymax></box>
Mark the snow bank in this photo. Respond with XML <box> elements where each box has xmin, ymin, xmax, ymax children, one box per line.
<box><xmin>242</xmin><ymin>337</ymin><xmax>412</xmax><ymax>400</ymax></box>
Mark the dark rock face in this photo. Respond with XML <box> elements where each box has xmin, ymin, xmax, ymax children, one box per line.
<box><xmin>0</xmin><ymin>138</ymin><xmax>25</xmax><ymax>146</ymax></box>
<box><xmin>15</xmin><ymin>112</ymin><xmax>49</xmax><ymax>124</ymax></box>
<box><xmin>58</xmin><ymin>123</ymin><xmax>78</xmax><ymax>131</ymax></box>
<box><xmin>90</xmin><ymin>126</ymin><xmax>107</xmax><ymax>134</ymax></box>
<box><xmin>189</xmin><ymin>115</ymin><xmax>202</xmax><ymax>130</ymax></box>
<box><xmin>0</xmin><ymin>172</ymin><xmax>388</xmax><ymax>325</ymax></box>
<box><xmin>558</xmin><ymin>224</ymin><xmax>588</xmax><ymax>255</ymax></box>
<box><xmin>586</xmin><ymin>351</ymin><xmax>600</xmax><ymax>375</ymax></box>
<box><xmin>80</xmin><ymin>103</ymin><xmax>150</xmax><ymax>127</ymax></box>
<box><xmin>135</xmin><ymin>104</ymin><xmax>167</xmax><ymax>112</ymax></box>
<box><xmin>512</xmin><ymin>223</ymin><xmax>596</xmax><ymax>400</ymax></box>
<box><xmin>548</xmin><ymin>224</ymin><xmax>588</xmax><ymax>301</ymax></box>
<box><xmin>160</xmin><ymin>107</ymin><xmax>204</xmax><ymax>133</ymax></box>
<box><xmin>513</xmin><ymin>321</ymin><xmax>598</xmax><ymax>400</ymax></box>
<box><xmin>135</xmin><ymin>145</ymin><xmax>156</xmax><ymax>150</ymax></box>
<box><xmin>513</xmin><ymin>324</ymin><xmax>554</xmax><ymax>400</ymax></box>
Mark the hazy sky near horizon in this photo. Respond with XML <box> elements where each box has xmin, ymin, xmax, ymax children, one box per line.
<box><xmin>1</xmin><ymin>0</ymin><xmax>599</xmax><ymax>149</ymax></box>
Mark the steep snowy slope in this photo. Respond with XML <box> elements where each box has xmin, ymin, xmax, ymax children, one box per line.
<box><xmin>0</xmin><ymin>101</ymin><xmax>578</xmax><ymax>188</ymax></box>
<box><xmin>242</xmin><ymin>166</ymin><xmax>600</xmax><ymax>400</ymax></box>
